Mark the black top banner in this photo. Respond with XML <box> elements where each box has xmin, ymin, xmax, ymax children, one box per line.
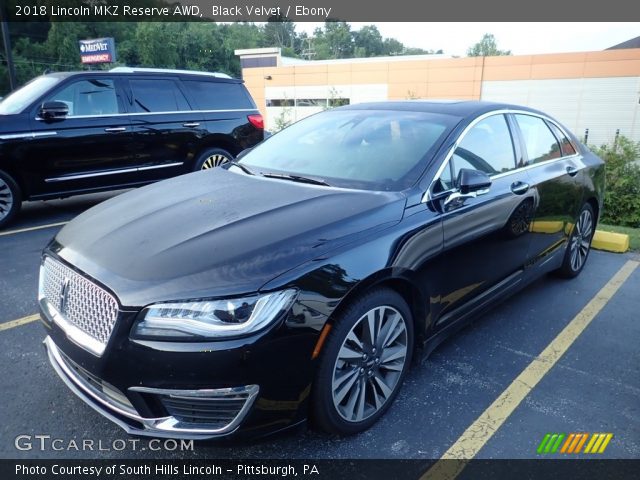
<box><xmin>3</xmin><ymin>0</ymin><xmax>639</xmax><ymax>22</ymax></box>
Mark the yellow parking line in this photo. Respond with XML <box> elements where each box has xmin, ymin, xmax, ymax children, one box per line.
<box><xmin>0</xmin><ymin>221</ymin><xmax>68</xmax><ymax>237</ymax></box>
<box><xmin>421</xmin><ymin>260</ymin><xmax>639</xmax><ymax>480</ymax></box>
<box><xmin>0</xmin><ymin>314</ymin><xmax>40</xmax><ymax>332</ymax></box>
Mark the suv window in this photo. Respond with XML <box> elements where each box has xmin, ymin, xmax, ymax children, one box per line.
<box><xmin>515</xmin><ymin>114</ymin><xmax>562</xmax><ymax>164</ymax></box>
<box><xmin>181</xmin><ymin>81</ymin><xmax>254</xmax><ymax>110</ymax></box>
<box><xmin>130</xmin><ymin>79</ymin><xmax>190</xmax><ymax>113</ymax></box>
<box><xmin>46</xmin><ymin>78</ymin><xmax>119</xmax><ymax>117</ymax></box>
<box><xmin>547</xmin><ymin>122</ymin><xmax>577</xmax><ymax>157</ymax></box>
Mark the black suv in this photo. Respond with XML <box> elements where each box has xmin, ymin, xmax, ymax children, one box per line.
<box><xmin>0</xmin><ymin>67</ymin><xmax>264</xmax><ymax>227</ymax></box>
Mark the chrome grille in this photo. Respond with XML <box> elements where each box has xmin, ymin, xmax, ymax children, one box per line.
<box><xmin>41</xmin><ymin>257</ymin><xmax>119</xmax><ymax>351</ymax></box>
<box><xmin>161</xmin><ymin>394</ymin><xmax>249</xmax><ymax>426</ymax></box>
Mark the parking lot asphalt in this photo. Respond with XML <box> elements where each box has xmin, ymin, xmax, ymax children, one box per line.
<box><xmin>0</xmin><ymin>192</ymin><xmax>638</xmax><ymax>461</ymax></box>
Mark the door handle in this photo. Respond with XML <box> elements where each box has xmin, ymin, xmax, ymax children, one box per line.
<box><xmin>104</xmin><ymin>127</ymin><xmax>126</xmax><ymax>133</ymax></box>
<box><xmin>511</xmin><ymin>181</ymin><xmax>530</xmax><ymax>195</ymax></box>
<box><xmin>182</xmin><ymin>122</ymin><xmax>200</xmax><ymax>128</ymax></box>
<box><xmin>566</xmin><ymin>165</ymin><xmax>579</xmax><ymax>177</ymax></box>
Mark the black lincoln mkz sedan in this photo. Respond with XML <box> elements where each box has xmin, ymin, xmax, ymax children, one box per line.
<box><xmin>39</xmin><ymin>101</ymin><xmax>604</xmax><ymax>439</ymax></box>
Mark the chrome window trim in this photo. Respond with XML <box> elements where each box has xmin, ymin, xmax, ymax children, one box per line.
<box><xmin>45</xmin><ymin>162</ymin><xmax>183</xmax><ymax>183</ymax></box>
<box><xmin>109</xmin><ymin>66</ymin><xmax>232</xmax><ymax>78</ymax></box>
<box><xmin>422</xmin><ymin>109</ymin><xmax>581</xmax><ymax>204</ymax></box>
<box><xmin>0</xmin><ymin>131</ymin><xmax>57</xmax><ymax>140</ymax></box>
<box><xmin>35</xmin><ymin>108</ymin><xmax>256</xmax><ymax>121</ymax></box>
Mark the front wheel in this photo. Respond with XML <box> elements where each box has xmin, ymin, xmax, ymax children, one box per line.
<box><xmin>194</xmin><ymin>148</ymin><xmax>233</xmax><ymax>171</ymax></box>
<box><xmin>557</xmin><ymin>203</ymin><xmax>595</xmax><ymax>278</ymax></box>
<box><xmin>312</xmin><ymin>288</ymin><xmax>414</xmax><ymax>435</ymax></box>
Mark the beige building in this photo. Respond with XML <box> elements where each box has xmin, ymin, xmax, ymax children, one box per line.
<box><xmin>236</xmin><ymin>47</ymin><xmax>640</xmax><ymax>146</ymax></box>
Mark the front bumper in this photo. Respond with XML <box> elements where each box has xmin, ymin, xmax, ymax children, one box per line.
<box><xmin>44</xmin><ymin>336</ymin><xmax>260</xmax><ymax>439</ymax></box>
<box><xmin>38</xmin><ymin>252</ymin><xmax>326</xmax><ymax>440</ymax></box>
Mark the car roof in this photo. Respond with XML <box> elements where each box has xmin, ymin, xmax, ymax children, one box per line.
<box><xmin>42</xmin><ymin>69</ymin><xmax>242</xmax><ymax>84</ymax></box>
<box><xmin>341</xmin><ymin>100</ymin><xmax>546</xmax><ymax>118</ymax></box>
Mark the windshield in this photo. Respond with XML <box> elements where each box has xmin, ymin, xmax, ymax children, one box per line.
<box><xmin>239</xmin><ymin>109</ymin><xmax>458</xmax><ymax>191</ymax></box>
<box><xmin>0</xmin><ymin>76</ymin><xmax>62</xmax><ymax>115</ymax></box>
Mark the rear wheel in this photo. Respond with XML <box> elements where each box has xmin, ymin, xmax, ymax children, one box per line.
<box><xmin>557</xmin><ymin>203</ymin><xmax>595</xmax><ymax>278</ymax></box>
<box><xmin>194</xmin><ymin>148</ymin><xmax>233</xmax><ymax>171</ymax></box>
<box><xmin>0</xmin><ymin>170</ymin><xmax>21</xmax><ymax>229</ymax></box>
<box><xmin>312</xmin><ymin>288</ymin><xmax>413</xmax><ymax>435</ymax></box>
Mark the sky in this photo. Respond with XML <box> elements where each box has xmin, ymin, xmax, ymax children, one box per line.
<box><xmin>295</xmin><ymin>22</ymin><xmax>640</xmax><ymax>56</ymax></box>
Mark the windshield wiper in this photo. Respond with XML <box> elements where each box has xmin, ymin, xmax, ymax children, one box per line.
<box><xmin>227</xmin><ymin>161</ymin><xmax>255</xmax><ymax>176</ymax></box>
<box><xmin>260</xmin><ymin>172</ymin><xmax>331</xmax><ymax>187</ymax></box>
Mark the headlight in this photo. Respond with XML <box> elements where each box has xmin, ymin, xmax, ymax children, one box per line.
<box><xmin>131</xmin><ymin>289</ymin><xmax>297</xmax><ymax>340</ymax></box>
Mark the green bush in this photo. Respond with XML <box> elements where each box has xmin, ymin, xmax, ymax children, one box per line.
<box><xmin>591</xmin><ymin>135</ymin><xmax>640</xmax><ymax>228</ymax></box>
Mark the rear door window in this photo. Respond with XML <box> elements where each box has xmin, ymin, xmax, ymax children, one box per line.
<box><xmin>547</xmin><ymin>122</ymin><xmax>577</xmax><ymax>156</ymax></box>
<box><xmin>181</xmin><ymin>81</ymin><xmax>255</xmax><ymax>110</ymax></box>
<box><xmin>129</xmin><ymin>79</ymin><xmax>191</xmax><ymax>113</ymax></box>
<box><xmin>514</xmin><ymin>114</ymin><xmax>562</xmax><ymax>164</ymax></box>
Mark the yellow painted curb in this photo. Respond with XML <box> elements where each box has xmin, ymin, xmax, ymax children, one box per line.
<box><xmin>592</xmin><ymin>230</ymin><xmax>630</xmax><ymax>253</ymax></box>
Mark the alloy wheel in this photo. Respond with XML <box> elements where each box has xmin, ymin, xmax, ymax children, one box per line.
<box><xmin>569</xmin><ymin>209</ymin><xmax>593</xmax><ymax>272</ymax></box>
<box><xmin>0</xmin><ymin>177</ymin><xmax>13</xmax><ymax>221</ymax></box>
<box><xmin>331</xmin><ymin>305</ymin><xmax>408</xmax><ymax>423</ymax></box>
<box><xmin>201</xmin><ymin>153</ymin><xmax>230</xmax><ymax>170</ymax></box>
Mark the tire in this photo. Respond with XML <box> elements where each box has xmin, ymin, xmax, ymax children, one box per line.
<box><xmin>556</xmin><ymin>203</ymin><xmax>595</xmax><ymax>278</ymax></box>
<box><xmin>311</xmin><ymin>288</ymin><xmax>414</xmax><ymax>435</ymax></box>
<box><xmin>193</xmin><ymin>148</ymin><xmax>234</xmax><ymax>171</ymax></box>
<box><xmin>0</xmin><ymin>170</ymin><xmax>21</xmax><ymax>229</ymax></box>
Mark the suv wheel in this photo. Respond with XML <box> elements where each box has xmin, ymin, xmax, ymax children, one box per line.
<box><xmin>312</xmin><ymin>288</ymin><xmax>413</xmax><ymax>435</ymax></box>
<box><xmin>557</xmin><ymin>203</ymin><xmax>595</xmax><ymax>278</ymax></box>
<box><xmin>0</xmin><ymin>170</ymin><xmax>21</xmax><ymax>229</ymax></box>
<box><xmin>195</xmin><ymin>148</ymin><xmax>233</xmax><ymax>171</ymax></box>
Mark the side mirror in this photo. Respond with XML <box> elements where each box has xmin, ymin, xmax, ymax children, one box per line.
<box><xmin>39</xmin><ymin>101</ymin><xmax>69</xmax><ymax>120</ymax></box>
<box><xmin>457</xmin><ymin>168</ymin><xmax>492</xmax><ymax>194</ymax></box>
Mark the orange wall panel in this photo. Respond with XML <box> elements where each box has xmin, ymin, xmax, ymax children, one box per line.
<box><xmin>351</xmin><ymin>62</ymin><xmax>390</xmax><ymax>72</ymax></box>
<box><xmin>530</xmin><ymin>62</ymin><xmax>585</xmax><ymax>79</ymax></box>
<box><xmin>389</xmin><ymin>68</ymin><xmax>428</xmax><ymax>83</ymax></box>
<box><xmin>428</xmin><ymin>66</ymin><xmax>478</xmax><ymax>82</ymax></box>
<box><xmin>327</xmin><ymin>71</ymin><xmax>352</xmax><ymax>84</ymax></box>
<box><xmin>294</xmin><ymin>73</ymin><xmax>328</xmax><ymax>85</ymax></box>
<box><xmin>427</xmin><ymin>81</ymin><xmax>477</xmax><ymax>98</ymax></box>
<box><xmin>483</xmin><ymin>64</ymin><xmax>533</xmax><ymax>81</ymax></box>
<box><xmin>351</xmin><ymin>69</ymin><xmax>389</xmax><ymax>83</ymax></box>
<box><xmin>582</xmin><ymin>60</ymin><xmax>640</xmax><ymax>77</ymax></box>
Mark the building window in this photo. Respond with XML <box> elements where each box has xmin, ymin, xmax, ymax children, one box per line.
<box><xmin>266</xmin><ymin>99</ymin><xmax>294</xmax><ymax>107</ymax></box>
<box><xmin>296</xmin><ymin>99</ymin><xmax>328</xmax><ymax>107</ymax></box>
<box><xmin>329</xmin><ymin>98</ymin><xmax>350</xmax><ymax>107</ymax></box>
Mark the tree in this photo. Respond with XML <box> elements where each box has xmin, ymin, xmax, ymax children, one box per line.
<box><xmin>323</xmin><ymin>21</ymin><xmax>354</xmax><ymax>59</ymax></box>
<box><xmin>262</xmin><ymin>16</ymin><xmax>296</xmax><ymax>52</ymax></box>
<box><xmin>467</xmin><ymin>33</ymin><xmax>511</xmax><ymax>57</ymax></box>
<box><xmin>353</xmin><ymin>25</ymin><xmax>384</xmax><ymax>57</ymax></box>
<box><xmin>382</xmin><ymin>38</ymin><xmax>404</xmax><ymax>56</ymax></box>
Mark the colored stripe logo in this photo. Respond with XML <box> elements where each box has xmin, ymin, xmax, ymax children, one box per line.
<box><xmin>537</xmin><ymin>433</ymin><xmax>613</xmax><ymax>454</ymax></box>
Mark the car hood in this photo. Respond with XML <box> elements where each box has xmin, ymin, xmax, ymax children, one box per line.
<box><xmin>53</xmin><ymin>168</ymin><xmax>405</xmax><ymax>307</ymax></box>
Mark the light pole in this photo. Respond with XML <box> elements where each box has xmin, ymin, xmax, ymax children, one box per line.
<box><xmin>0</xmin><ymin>4</ymin><xmax>17</xmax><ymax>91</ymax></box>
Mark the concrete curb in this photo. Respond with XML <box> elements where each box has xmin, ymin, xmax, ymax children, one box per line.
<box><xmin>592</xmin><ymin>230</ymin><xmax>630</xmax><ymax>253</ymax></box>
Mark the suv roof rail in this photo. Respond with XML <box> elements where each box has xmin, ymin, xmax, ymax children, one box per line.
<box><xmin>109</xmin><ymin>66</ymin><xmax>232</xmax><ymax>79</ymax></box>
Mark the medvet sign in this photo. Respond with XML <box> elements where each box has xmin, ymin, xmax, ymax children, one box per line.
<box><xmin>79</xmin><ymin>38</ymin><xmax>117</xmax><ymax>64</ymax></box>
